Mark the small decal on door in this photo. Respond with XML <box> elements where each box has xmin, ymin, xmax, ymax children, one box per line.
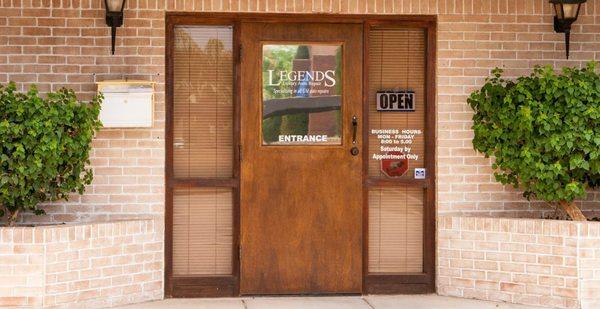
<box><xmin>414</xmin><ymin>168</ymin><xmax>426</xmax><ymax>179</ymax></box>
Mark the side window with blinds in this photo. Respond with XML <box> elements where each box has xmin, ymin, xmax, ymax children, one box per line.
<box><xmin>173</xmin><ymin>26</ymin><xmax>233</xmax><ymax>178</ymax></box>
<box><xmin>368</xmin><ymin>187</ymin><xmax>424</xmax><ymax>272</ymax></box>
<box><xmin>172</xmin><ymin>26</ymin><xmax>234</xmax><ymax>276</ymax></box>
<box><xmin>367</xmin><ymin>27</ymin><xmax>426</xmax><ymax>274</ymax></box>
<box><xmin>368</xmin><ymin>28</ymin><xmax>425</xmax><ymax>181</ymax></box>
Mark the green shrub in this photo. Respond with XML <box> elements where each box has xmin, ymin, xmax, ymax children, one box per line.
<box><xmin>0</xmin><ymin>82</ymin><xmax>102</xmax><ymax>226</ymax></box>
<box><xmin>468</xmin><ymin>62</ymin><xmax>600</xmax><ymax>221</ymax></box>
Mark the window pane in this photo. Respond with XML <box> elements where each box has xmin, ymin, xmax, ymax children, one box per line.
<box><xmin>368</xmin><ymin>186</ymin><xmax>423</xmax><ymax>273</ymax></box>
<box><xmin>173</xmin><ymin>26</ymin><xmax>233</xmax><ymax>178</ymax></box>
<box><xmin>368</xmin><ymin>28</ymin><xmax>426</xmax><ymax>180</ymax></box>
<box><xmin>173</xmin><ymin>186</ymin><xmax>233</xmax><ymax>275</ymax></box>
<box><xmin>262</xmin><ymin>44</ymin><xmax>342</xmax><ymax>145</ymax></box>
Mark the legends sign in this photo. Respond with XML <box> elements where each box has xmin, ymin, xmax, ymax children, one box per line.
<box><xmin>262</xmin><ymin>44</ymin><xmax>343</xmax><ymax>145</ymax></box>
<box><xmin>376</xmin><ymin>90</ymin><xmax>415</xmax><ymax>112</ymax></box>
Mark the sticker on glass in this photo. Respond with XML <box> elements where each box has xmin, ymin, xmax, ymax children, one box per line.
<box><xmin>381</xmin><ymin>151</ymin><xmax>409</xmax><ymax>177</ymax></box>
<box><xmin>414</xmin><ymin>168</ymin><xmax>426</xmax><ymax>179</ymax></box>
<box><xmin>262</xmin><ymin>44</ymin><xmax>342</xmax><ymax>145</ymax></box>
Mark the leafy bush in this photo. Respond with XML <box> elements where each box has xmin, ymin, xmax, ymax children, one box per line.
<box><xmin>468</xmin><ymin>62</ymin><xmax>600</xmax><ymax>221</ymax></box>
<box><xmin>0</xmin><ymin>82</ymin><xmax>102</xmax><ymax>226</ymax></box>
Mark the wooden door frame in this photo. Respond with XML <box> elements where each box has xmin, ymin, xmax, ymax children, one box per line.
<box><xmin>165</xmin><ymin>12</ymin><xmax>437</xmax><ymax>297</ymax></box>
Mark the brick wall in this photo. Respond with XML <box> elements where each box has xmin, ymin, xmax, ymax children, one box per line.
<box><xmin>1</xmin><ymin>0</ymin><xmax>167</xmax><ymax>224</ymax></box>
<box><xmin>438</xmin><ymin>216</ymin><xmax>600</xmax><ymax>309</ymax></box>
<box><xmin>0</xmin><ymin>227</ymin><xmax>45</xmax><ymax>307</ymax></box>
<box><xmin>2</xmin><ymin>1</ymin><xmax>599</xmax><ymax>224</ymax></box>
<box><xmin>0</xmin><ymin>1</ymin><xmax>598</xmax><ymax>223</ymax></box>
<box><xmin>0</xmin><ymin>220</ymin><xmax>163</xmax><ymax>308</ymax></box>
<box><xmin>578</xmin><ymin>223</ymin><xmax>600</xmax><ymax>309</ymax></box>
<box><xmin>1</xmin><ymin>2</ymin><xmax>599</xmax><ymax>307</ymax></box>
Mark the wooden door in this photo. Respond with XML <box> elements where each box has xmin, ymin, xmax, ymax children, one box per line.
<box><xmin>240</xmin><ymin>22</ymin><xmax>363</xmax><ymax>295</ymax></box>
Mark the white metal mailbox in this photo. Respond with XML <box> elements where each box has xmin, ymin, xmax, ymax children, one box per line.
<box><xmin>97</xmin><ymin>80</ymin><xmax>155</xmax><ymax>128</ymax></box>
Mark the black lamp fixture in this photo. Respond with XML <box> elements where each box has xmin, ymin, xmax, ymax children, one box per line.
<box><xmin>550</xmin><ymin>0</ymin><xmax>586</xmax><ymax>59</ymax></box>
<box><xmin>104</xmin><ymin>0</ymin><xmax>126</xmax><ymax>55</ymax></box>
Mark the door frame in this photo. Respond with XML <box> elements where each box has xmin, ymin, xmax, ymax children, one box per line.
<box><xmin>165</xmin><ymin>12</ymin><xmax>437</xmax><ymax>297</ymax></box>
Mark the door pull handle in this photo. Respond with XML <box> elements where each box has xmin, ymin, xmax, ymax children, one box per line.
<box><xmin>350</xmin><ymin>116</ymin><xmax>359</xmax><ymax>156</ymax></box>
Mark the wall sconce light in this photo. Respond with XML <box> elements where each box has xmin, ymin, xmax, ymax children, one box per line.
<box><xmin>104</xmin><ymin>0</ymin><xmax>126</xmax><ymax>55</ymax></box>
<box><xmin>550</xmin><ymin>0</ymin><xmax>586</xmax><ymax>59</ymax></box>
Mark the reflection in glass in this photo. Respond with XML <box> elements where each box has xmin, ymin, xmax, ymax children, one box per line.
<box><xmin>262</xmin><ymin>44</ymin><xmax>342</xmax><ymax>145</ymax></box>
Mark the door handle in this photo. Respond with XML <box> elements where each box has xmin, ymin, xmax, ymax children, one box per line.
<box><xmin>352</xmin><ymin>116</ymin><xmax>358</xmax><ymax>144</ymax></box>
<box><xmin>350</xmin><ymin>116</ymin><xmax>359</xmax><ymax>156</ymax></box>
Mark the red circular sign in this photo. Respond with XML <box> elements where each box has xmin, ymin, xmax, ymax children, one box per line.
<box><xmin>381</xmin><ymin>151</ymin><xmax>409</xmax><ymax>178</ymax></box>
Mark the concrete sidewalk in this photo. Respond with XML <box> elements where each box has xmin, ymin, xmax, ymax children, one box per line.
<box><xmin>117</xmin><ymin>295</ymin><xmax>541</xmax><ymax>309</ymax></box>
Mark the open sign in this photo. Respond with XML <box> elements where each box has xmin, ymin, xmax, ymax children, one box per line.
<box><xmin>376</xmin><ymin>91</ymin><xmax>415</xmax><ymax>112</ymax></box>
